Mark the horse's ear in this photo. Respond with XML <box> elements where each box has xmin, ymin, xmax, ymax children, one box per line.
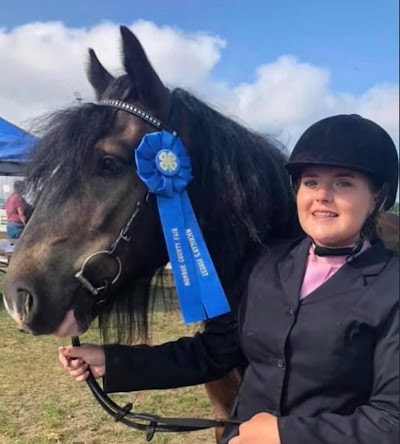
<box><xmin>120</xmin><ymin>26</ymin><xmax>168</xmax><ymax>108</ymax></box>
<box><xmin>87</xmin><ymin>48</ymin><xmax>115</xmax><ymax>100</ymax></box>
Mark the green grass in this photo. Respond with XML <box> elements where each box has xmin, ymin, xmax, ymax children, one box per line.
<box><xmin>0</xmin><ymin>274</ymin><xmax>216</xmax><ymax>444</ymax></box>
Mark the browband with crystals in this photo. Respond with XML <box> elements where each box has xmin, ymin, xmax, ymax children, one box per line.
<box><xmin>99</xmin><ymin>99</ymin><xmax>177</xmax><ymax>136</ymax></box>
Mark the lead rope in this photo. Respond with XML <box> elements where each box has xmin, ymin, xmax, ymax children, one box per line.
<box><xmin>71</xmin><ymin>337</ymin><xmax>241</xmax><ymax>441</ymax></box>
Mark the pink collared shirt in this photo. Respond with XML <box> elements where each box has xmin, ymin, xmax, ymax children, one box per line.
<box><xmin>300</xmin><ymin>241</ymin><xmax>371</xmax><ymax>300</ymax></box>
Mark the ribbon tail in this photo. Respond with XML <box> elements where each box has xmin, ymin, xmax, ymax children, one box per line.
<box><xmin>157</xmin><ymin>195</ymin><xmax>206</xmax><ymax>323</ymax></box>
<box><xmin>180</xmin><ymin>193</ymin><xmax>231</xmax><ymax>318</ymax></box>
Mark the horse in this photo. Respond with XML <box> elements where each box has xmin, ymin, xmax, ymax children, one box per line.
<box><xmin>3</xmin><ymin>26</ymin><xmax>297</xmax><ymax>443</ymax></box>
<box><xmin>3</xmin><ymin>26</ymin><xmax>399</xmax><ymax>443</ymax></box>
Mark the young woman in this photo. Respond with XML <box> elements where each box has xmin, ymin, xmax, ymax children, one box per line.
<box><xmin>60</xmin><ymin>114</ymin><xmax>399</xmax><ymax>444</ymax></box>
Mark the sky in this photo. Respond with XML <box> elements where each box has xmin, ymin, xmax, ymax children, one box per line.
<box><xmin>0</xmin><ymin>0</ymin><xmax>398</xmax><ymax>149</ymax></box>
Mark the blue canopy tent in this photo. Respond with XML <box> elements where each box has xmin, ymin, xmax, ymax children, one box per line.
<box><xmin>0</xmin><ymin>117</ymin><xmax>37</xmax><ymax>175</ymax></box>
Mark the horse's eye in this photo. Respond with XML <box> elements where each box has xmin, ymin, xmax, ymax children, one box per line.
<box><xmin>101</xmin><ymin>156</ymin><xmax>125</xmax><ymax>175</ymax></box>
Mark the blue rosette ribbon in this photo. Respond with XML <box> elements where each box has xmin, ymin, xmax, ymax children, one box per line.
<box><xmin>135</xmin><ymin>130</ymin><xmax>231</xmax><ymax>323</ymax></box>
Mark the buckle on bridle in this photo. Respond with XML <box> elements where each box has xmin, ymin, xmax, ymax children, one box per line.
<box><xmin>75</xmin><ymin>250</ymin><xmax>122</xmax><ymax>296</ymax></box>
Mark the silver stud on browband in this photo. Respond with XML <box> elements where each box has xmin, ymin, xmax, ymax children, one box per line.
<box><xmin>99</xmin><ymin>99</ymin><xmax>173</xmax><ymax>133</ymax></box>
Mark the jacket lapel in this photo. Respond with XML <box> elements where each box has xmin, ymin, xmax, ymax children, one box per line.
<box><xmin>278</xmin><ymin>238</ymin><xmax>393</xmax><ymax>307</ymax></box>
<box><xmin>301</xmin><ymin>240</ymin><xmax>392</xmax><ymax>305</ymax></box>
<box><xmin>278</xmin><ymin>237</ymin><xmax>311</xmax><ymax>309</ymax></box>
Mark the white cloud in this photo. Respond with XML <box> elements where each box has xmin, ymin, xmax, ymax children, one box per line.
<box><xmin>0</xmin><ymin>21</ymin><xmax>398</xmax><ymax>150</ymax></box>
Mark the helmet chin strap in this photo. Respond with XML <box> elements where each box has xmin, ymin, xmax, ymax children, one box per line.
<box><xmin>313</xmin><ymin>183</ymin><xmax>389</xmax><ymax>259</ymax></box>
<box><xmin>314</xmin><ymin>244</ymin><xmax>360</xmax><ymax>257</ymax></box>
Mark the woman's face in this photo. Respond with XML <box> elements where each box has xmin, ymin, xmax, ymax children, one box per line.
<box><xmin>296</xmin><ymin>166</ymin><xmax>378</xmax><ymax>247</ymax></box>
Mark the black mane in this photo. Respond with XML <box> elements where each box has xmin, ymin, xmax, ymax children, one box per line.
<box><xmin>172</xmin><ymin>88</ymin><xmax>297</xmax><ymax>287</ymax></box>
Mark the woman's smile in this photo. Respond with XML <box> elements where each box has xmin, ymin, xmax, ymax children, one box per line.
<box><xmin>311</xmin><ymin>210</ymin><xmax>338</xmax><ymax>219</ymax></box>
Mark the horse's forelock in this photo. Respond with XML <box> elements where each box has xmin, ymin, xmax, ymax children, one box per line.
<box><xmin>26</xmin><ymin>74</ymin><xmax>140</xmax><ymax>204</ymax></box>
<box><xmin>26</xmin><ymin>104</ymin><xmax>117</xmax><ymax>203</ymax></box>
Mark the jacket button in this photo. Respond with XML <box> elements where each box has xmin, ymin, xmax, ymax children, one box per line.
<box><xmin>285</xmin><ymin>305</ymin><xmax>294</xmax><ymax>315</ymax></box>
<box><xmin>277</xmin><ymin>359</ymin><xmax>285</xmax><ymax>368</ymax></box>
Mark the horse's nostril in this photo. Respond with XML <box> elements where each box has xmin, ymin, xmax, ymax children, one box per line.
<box><xmin>20</xmin><ymin>291</ymin><xmax>34</xmax><ymax>322</ymax></box>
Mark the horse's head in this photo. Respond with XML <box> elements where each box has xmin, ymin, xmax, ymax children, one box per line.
<box><xmin>4</xmin><ymin>27</ymin><xmax>173</xmax><ymax>337</ymax></box>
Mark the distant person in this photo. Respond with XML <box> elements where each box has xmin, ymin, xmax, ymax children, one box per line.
<box><xmin>5</xmin><ymin>180</ymin><xmax>29</xmax><ymax>239</ymax></box>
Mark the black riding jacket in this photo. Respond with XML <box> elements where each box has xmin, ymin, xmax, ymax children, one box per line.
<box><xmin>104</xmin><ymin>237</ymin><xmax>399</xmax><ymax>444</ymax></box>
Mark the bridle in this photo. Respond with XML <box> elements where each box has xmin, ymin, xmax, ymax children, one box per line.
<box><xmin>72</xmin><ymin>95</ymin><xmax>241</xmax><ymax>441</ymax></box>
<box><xmin>74</xmin><ymin>97</ymin><xmax>179</xmax><ymax>303</ymax></box>
<box><xmin>72</xmin><ymin>336</ymin><xmax>240</xmax><ymax>441</ymax></box>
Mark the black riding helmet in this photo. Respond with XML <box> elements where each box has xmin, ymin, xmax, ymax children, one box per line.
<box><xmin>286</xmin><ymin>114</ymin><xmax>399</xmax><ymax>210</ymax></box>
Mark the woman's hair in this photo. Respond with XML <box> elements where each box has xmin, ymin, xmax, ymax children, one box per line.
<box><xmin>13</xmin><ymin>180</ymin><xmax>25</xmax><ymax>194</ymax></box>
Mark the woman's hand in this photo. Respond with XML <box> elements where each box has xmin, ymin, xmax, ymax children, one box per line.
<box><xmin>58</xmin><ymin>344</ymin><xmax>106</xmax><ymax>382</ymax></box>
<box><xmin>229</xmin><ymin>412</ymin><xmax>281</xmax><ymax>444</ymax></box>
